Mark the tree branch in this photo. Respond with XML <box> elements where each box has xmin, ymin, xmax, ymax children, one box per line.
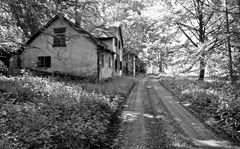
<box><xmin>178</xmin><ymin>22</ymin><xmax>200</xmax><ymax>40</ymax></box>
<box><xmin>177</xmin><ymin>23</ymin><xmax>198</xmax><ymax>47</ymax></box>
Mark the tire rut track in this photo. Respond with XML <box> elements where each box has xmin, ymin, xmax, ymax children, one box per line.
<box><xmin>143</xmin><ymin>80</ymin><xmax>172</xmax><ymax>149</ymax></box>
<box><xmin>120</xmin><ymin>79</ymin><xmax>147</xmax><ymax>149</ymax></box>
<box><xmin>119</xmin><ymin>78</ymin><xmax>196</xmax><ymax>149</ymax></box>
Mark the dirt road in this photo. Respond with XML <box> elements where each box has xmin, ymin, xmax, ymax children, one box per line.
<box><xmin>119</xmin><ymin>78</ymin><xmax>240</xmax><ymax>149</ymax></box>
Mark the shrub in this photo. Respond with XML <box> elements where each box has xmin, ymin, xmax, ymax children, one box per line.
<box><xmin>160</xmin><ymin>77</ymin><xmax>240</xmax><ymax>142</ymax></box>
<box><xmin>0</xmin><ymin>60</ymin><xmax>8</xmax><ymax>76</ymax></box>
<box><xmin>0</xmin><ymin>75</ymin><xmax>129</xmax><ymax>149</ymax></box>
<box><xmin>73</xmin><ymin>76</ymin><xmax>137</xmax><ymax>98</ymax></box>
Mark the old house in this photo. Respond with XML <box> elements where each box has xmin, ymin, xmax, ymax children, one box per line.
<box><xmin>16</xmin><ymin>14</ymin><xmax>115</xmax><ymax>80</ymax></box>
<box><xmin>123</xmin><ymin>48</ymin><xmax>137</xmax><ymax>76</ymax></box>
<box><xmin>0</xmin><ymin>46</ymin><xmax>20</xmax><ymax>75</ymax></box>
<box><xmin>91</xmin><ymin>25</ymin><xmax>124</xmax><ymax>76</ymax></box>
<box><xmin>0</xmin><ymin>49</ymin><xmax>10</xmax><ymax>75</ymax></box>
<box><xmin>0</xmin><ymin>48</ymin><xmax>11</xmax><ymax>68</ymax></box>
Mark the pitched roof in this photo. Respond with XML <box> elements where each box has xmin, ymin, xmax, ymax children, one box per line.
<box><xmin>22</xmin><ymin>14</ymin><xmax>115</xmax><ymax>54</ymax></box>
<box><xmin>91</xmin><ymin>26</ymin><xmax>118</xmax><ymax>38</ymax></box>
<box><xmin>97</xmin><ymin>37</ymin><xmax>116</xmax><ymax>40</ymax></box>
<box><xmin>91</xmin><ymin>25</ymin><xmax>124</xmax><ymax>48</ymax></box>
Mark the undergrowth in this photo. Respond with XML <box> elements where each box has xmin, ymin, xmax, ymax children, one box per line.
<box><xmin>0</xmin><ymin>74</ymin><xmax>137</xmax><ymax>149</ymax></box>
<box><xmin>160</xmin><ymin>77</ymin><xmax>240</xmax><ymax>143</ymax></box>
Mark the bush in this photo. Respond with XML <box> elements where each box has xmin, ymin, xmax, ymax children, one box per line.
<box><xmin>0</xmin><ymin>75</ymin><xmax>129</xmax><ymax>149</ymax></box>
<box><xmin>71</xmin><ymin>76</ymin><xmax>137</xmax><ymax>98</ymax></box>
<box><xmin>0</xmin><ymin>60</ymin><xmax>8</xmax><ymax>76</ymax></box>
<box><xmin>160</xmin><ymin>77</ymin><xmax>240</xmax><ymax>142</ymax></box>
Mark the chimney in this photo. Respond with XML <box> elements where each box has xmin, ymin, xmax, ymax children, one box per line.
<box><xmin>74</xmin><ymin>0</ymin><xmax>81</xmax><ymax>27</ymax></box>
<box><xmin>55</xmin><ymin>0</ymin><xmax>62</xmax><ymax>14</ymax></box>
<box><xmin>75</xmin><ymin>11</ymin><xmax>81</xmax><ymax>27</ymax></box>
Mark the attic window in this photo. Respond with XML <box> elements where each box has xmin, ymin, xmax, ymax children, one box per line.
<box><xmin>53</xmin><ymin>27</ymin><xmax>66</xmax><ymax>47</ymax></box>
<box><xmin>37</xmin><ymin>56</ymin><xmax>51</xmax><ymax>68</ymax></box>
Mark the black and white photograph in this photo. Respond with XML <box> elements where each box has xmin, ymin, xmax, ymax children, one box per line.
<box><xmin>1</xmin><ymin>0</ymin><xmax>240</xmax><ymax>148</ymax></box>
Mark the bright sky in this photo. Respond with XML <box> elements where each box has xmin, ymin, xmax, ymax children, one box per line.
<box><xmin>142</xmin><ymin>2</ymin><xmax>166</xmax><ymax>19</ymax></box>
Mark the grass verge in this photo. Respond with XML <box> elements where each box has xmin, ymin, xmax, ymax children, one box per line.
<box><xmin>159</xmin><ymin>77</ymin><xmax>240</xmax><ymax>144</ymax></box>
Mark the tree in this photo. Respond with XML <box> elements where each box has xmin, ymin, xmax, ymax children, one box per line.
<box><xmin>224</xmin><ymin>0</ymin><xmax>234</xmax><ymax>83</ymax></box>
<box><xmin>0</xmin><ymin>0</ymin><xmax>105</xmax><ymax>42</ymax></box>
<box><xmin>165</xmin><ymin>0</ymin><xmax>226</xmax><ymax>80</ymax></box>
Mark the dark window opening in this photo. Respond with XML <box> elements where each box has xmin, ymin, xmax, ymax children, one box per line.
<box><xmin>54</xmin><ymin>27</ymin><xmax>66</xmax><ymax>33</ymax></box>
<box><xmin>17</xmin><ymin>56</ymin><xmax>22</xmax><ymax>68</ymax></box>
<box><xmin>118</xmin><ymin>40</ymin><xmax>121</xmax><ymax>49</ymax></box>
<box><xmin>37</xmin><ymin>56</ymin><xmax>51</xmax><ymax>68</ymax></box>
<box><xmin>53</xmin><ymin>27</ymin><xmax>66</xmax><ymax>47</ymax></box>
<box><xmin>99</xmin><ymin>54</ymin><xmax>104</xmax><ymax>67</ymax></box>
<box><xmin>120</xmin><ymin>61</ymin><xmax>122</xmax><ymax>70</ymax></box>
<box><xmin>126</xmin><ymin>63</ymin><xmax>128</xmax><ymax>75</ymax></box>
<box><xmin>115</xmin><ymin>59</ymin><xmax>117</xmax><ymax>70</ymax></box>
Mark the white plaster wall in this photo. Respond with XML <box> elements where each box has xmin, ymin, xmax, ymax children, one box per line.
<box><xmin>117</xmin><ymin>29</ymin><xmax>123</xmax><ymax>76</ymax></box>
<box><xmin>100</xmin><ymin>38</ymin><xmax>120</xmax><ymax>77</ymax></box>
<box><xmin>100</xmin><ymin>52</ymin><xmax>114</xmax><ymax>79</ymax></box>
<box><xmin>101</xmin><ymin>39</ymin><xmax>113</xmax><ymax>51</ymax></box>
<box><xmin>23</xmin><ymin>18</ymin><xmax>98</xmax><ymax>77</ymax></box>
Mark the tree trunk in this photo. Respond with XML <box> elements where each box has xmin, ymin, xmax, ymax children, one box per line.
<box><xmin>225</xmin><ymin>0</ymin><xmax>234</xmax><ymax>83</ymax></box>
<box><xmin>238</xmin><ymin>0</ymin><xmax>240</xmax><ymax>18</ymax></box>
<box><xmin>198</xmin><ymin>0</ymin><xmax>206</xmax><ymax>81</ymax></box>
<box><xmin>199</xmin><ymin>58</ymin><xmax>205</xmax><ymax>81</ymax></box>
<box><xmin>158</xmin><ymin>53</ymin><xmax>163</xmax><ymax>73</ymax></box>
<box><xmin>97</xmin><ymin>46</ymin><xmax>102</xmax><ymax>82</ymax></box>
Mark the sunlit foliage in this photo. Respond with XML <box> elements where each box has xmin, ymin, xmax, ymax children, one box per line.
<box><xmin>160</xmin><ymin>77</ymin><xmax>240</xmax><ymax>142</ymax></box>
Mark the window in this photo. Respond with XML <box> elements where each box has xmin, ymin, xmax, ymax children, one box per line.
<box><xmin>120</xmin><ymin>61</ymin><xmax>122</xmax><ymax>70</ymax></box>
<box><xmin>118</xmin><ymin>40</ymin><xmax>121</xmax><ymax>49</ymax></box>
<box><xmin>37</xmin><ymin>56</ymin><xmax>51</xmax><ymax>68</ymax></box>
<box><xmin>53</xmin><ymin>27</ymin><xmax>66</xmax><ymax>47</ymax></box>
<box><xmin>115</xmin><ymin>59</ymin><xmax>118</xmax><ymax>70</ymax></box>
<box><xmin>99</xmin><ymin>54</ymin><xmax>104</xmax><ymax>67</ymax></box>
<box><xmin>126</xmin><ymin>62</ymin><xmax>128</xmax><ymax>75</ymax></box>
<box><xmin>17</xmin><ymin>55</ymin><xmax>22</xmax><ymax>68</ymax></box>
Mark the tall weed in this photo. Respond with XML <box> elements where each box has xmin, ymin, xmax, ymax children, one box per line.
<box><xmin>0</xmin><ymin>75</ymin><xmax>136</xmax><ymax>148</ymax></box>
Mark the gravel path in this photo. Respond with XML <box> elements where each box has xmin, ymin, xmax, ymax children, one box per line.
<box><xmin>118</xmin><ymin>78</ymin><xmax>240</xmax><ymax>149</ymax></box>
<box><xmin>119</xmin><ymin>78</ymin><xmax>194</xmax><ymax>149</ymax></box>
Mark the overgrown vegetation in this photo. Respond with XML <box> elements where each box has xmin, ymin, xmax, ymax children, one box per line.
<box><xmin>160</xmin><ymin>77</ymin><xmax>240</xmax><ymax>143</ymax></box>
<box><xmin>0</xmin><ymin>61</ymin><xmax>8</xmax><ymax>75</ymax></box>
<box><xmin>0</xmin><ymin>74</ymin><xmax>137</xmax><ymax>149</ymax></box>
